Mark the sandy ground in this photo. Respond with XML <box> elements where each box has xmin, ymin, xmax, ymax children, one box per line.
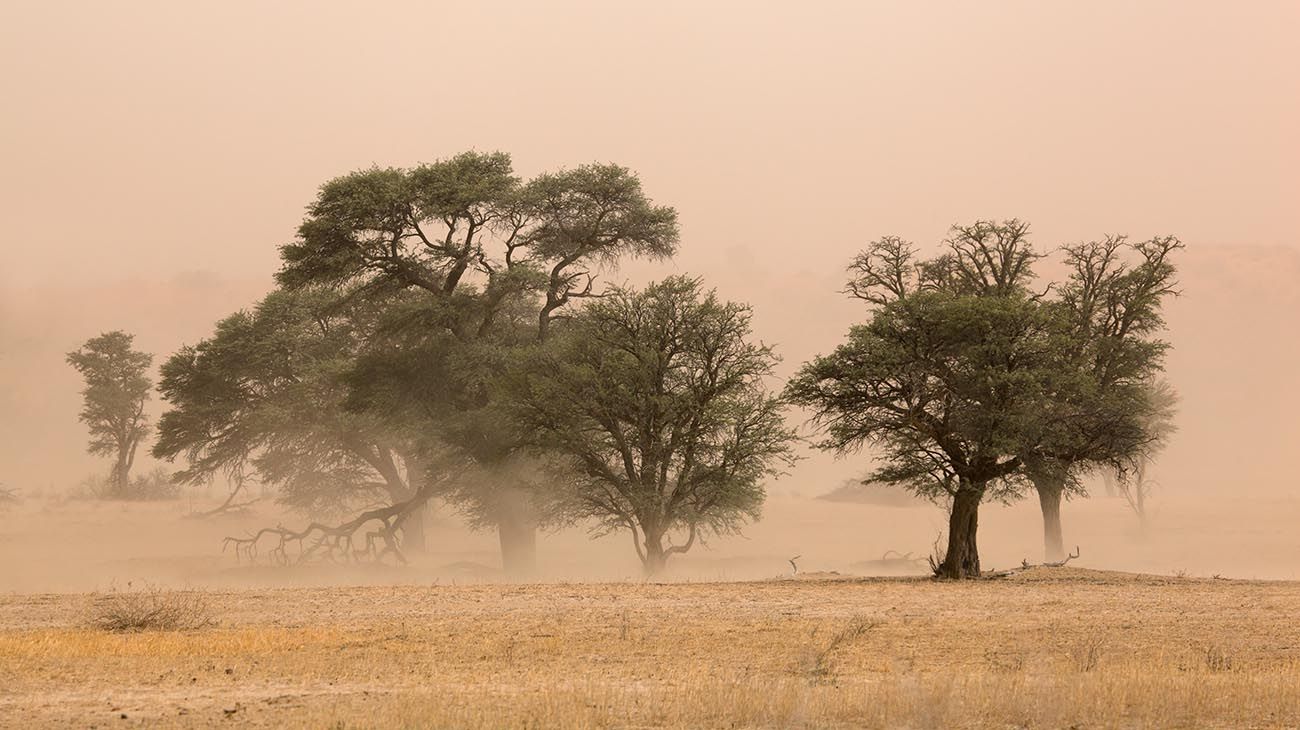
<box><xmin>2</xmin><ymin>568</ymin><xmax>1300</xmax><ymax>728</ymax></box>
<box><xmin>4</xmin><ymin>495</ymin><xmax>1300</xmax><ymax>727</ymax></box>
<box><xmin>3</xmin><ymin>490</ymin><xmax>1300</xmax><ymax>595</ymax></box>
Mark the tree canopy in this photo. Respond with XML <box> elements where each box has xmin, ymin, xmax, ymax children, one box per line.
<box><xmin>787</xmin><ymin>220</ymin><xmax>1180</xmax><ymax>577</ymax></box>
<box><xmin>507</xmin><ymin>277</ymin><xmax>797</xmax><ymax>575</ymax></box>
<box><xmin>218</xmin><ymin>151</ymin><xmax>681</xmax><ymax>572</ymax></box>
<box><xmin>152</xmin><ymin>288</ymin><xmax>440</xmax><ymax>529</ymax></box>
<box><xmin>67</xmin><ymin>331</ymin><xmax>153</xmax><ymax>498</ymax></box>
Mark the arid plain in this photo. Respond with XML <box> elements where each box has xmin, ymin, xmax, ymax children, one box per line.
<box><xmin>4</xmin><ymin>569</ymin><xmax>1300</xmax><ymax>728</ymax></box>
<box><xmin>4</xmin><ymin>496</ymin><xmax>1300</xmax><ymax>728</ymax></box>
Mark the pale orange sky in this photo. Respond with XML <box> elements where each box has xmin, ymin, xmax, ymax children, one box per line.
<box><xmin>1</xmin><ymin>1</ymin><xmax>1296</xmax><ymax>288</ymax></box>
<box><xmin>1</xmin><ymin>2</ymin><xmax>1297</xmax><ymax>501</ymax></box>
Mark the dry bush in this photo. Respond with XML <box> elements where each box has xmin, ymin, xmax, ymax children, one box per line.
<box><xmin>87</xmin><ymin>584</ymin><xmax>216</xmax><ymax>632</ymax></box>
<box><xmin>927</xmin><ymin>531</ymin><xmax>945</xmax><ymax>577</ymax></box>
<box><xmin>70</xmin><ymin>467</ymin><xmax>181</xmax><ymax>502</ymax></box>
<box><xmin>1067</xmin><ymin>634</ymin><xmax>1105</xmax><ymax>672</ymax></box>
<box><xmin>1203</xmin><ymin>644</ymin><xmax>1236</xmax><ymax>672</ymax></box>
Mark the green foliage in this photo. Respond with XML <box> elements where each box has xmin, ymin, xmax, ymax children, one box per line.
<box><xmin>788</xmin><ymin>220</ymin><xmax>1181</xmax><ymax>577</ymax></box>
<box><xmin>788</xmin><ymin>289</ymin><xmax>1054</xmax><ymax>500</ymax></box>
<box><xmin>153</xmin><ymin>288</ymin><xmax>423</xmax><ymax>514</ymax></box>
<box><xmin>793</xmin><ymin>221</ymin><xmax>1182</xmax><ymax>501</ymax></box>
<box><xmin>506</xmin><ymin>277</ymin><xmax>797</xmax><ymax>571</ymax></box>
<box><xmin>277</xmin><ymin>151</ymin><xmax>679</xmax><ymax>338</ymax></box>
<box><xmin>273</xmin><ymin>151</ymin><xmax>681</xmax><ymax>539</ymax></box>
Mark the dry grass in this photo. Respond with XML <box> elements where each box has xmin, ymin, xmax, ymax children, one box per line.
<box><xmin>85</xmin><ymin>583</ymin><xmax>215</xmax><ymax>633</ymax></box>
<box><xmin>2</xmin><ymin>568</ymin><xmax>1300</xmax><ymax>727</ymax></box>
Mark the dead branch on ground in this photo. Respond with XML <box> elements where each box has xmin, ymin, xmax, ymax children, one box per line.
<box><xmin>223</xmin><ymin>478</ymin><xmax>440</xmax><ymax>566</ymax></box>
<box><xmin>985</xmin><ymin>546</ymin><xmax>1082</xmax><ymax>578</ymax></box>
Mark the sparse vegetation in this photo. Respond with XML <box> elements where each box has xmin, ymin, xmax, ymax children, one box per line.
<box><xmin>87</xmin><ymin>584</ymin><xmax>215</xmax><ymax>633</ymax></box>
<box><xmin>800</xmin><ymin>614</ymin><xmax>876</xmax><ymax>683</ymax></box>
<box><xmin>3</xmin><ymin>570</ymin><xmax>1298</xmax><ymax>727</ymax></box>
<box><xmin>71</xmin><ymin>467</ymin><xmax>180</xmax><ymax>501</ymax></box>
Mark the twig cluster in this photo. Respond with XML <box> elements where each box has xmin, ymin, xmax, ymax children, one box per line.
<box><xmin>224</xmin><ymin>482</ymin><xmax>436</xmax><ymax>566</ymax></box>
<box><xmin>88</xmin><ymin>584</ymin><xmax>215</xmax><ymax>632</ymax></box>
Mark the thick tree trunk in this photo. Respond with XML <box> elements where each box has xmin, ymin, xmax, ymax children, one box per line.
<box><xmin>642</xmin><ymin>533</ymin><xmax>668</xmax><ymax>577</ymax></box>
<box><xmin>495</xmin><ymin>486</ymin><xmax>537</xmax><ymax>577</ymax></box>
<box><xmin>938</xmin><ymin>483</ymin><xmax>984</xmax><ymax>579</ymax></box>
<box><xmin>400</xmin><ymin>504</ymin><xmax>427</xmax><ymax>554</ymax></box>
<box><xmin>111</xmin><ymin>449</ymin><xmax>130</xmax><ymax>498</ymax></box>
<box><xmin>498</xmin><ymin>514</ymin><xmax>537</xmax><ymax>577</ymax></box>
<box><xmin>1035</xmin><ymin>478</ymin><xmax>1066</xmax><ymax>562</ymax></box>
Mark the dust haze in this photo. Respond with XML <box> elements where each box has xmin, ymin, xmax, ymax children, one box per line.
<box><xmin>2</xmin><ymin>2</ymin><xmax>1298</xmax><ymax>591</ymax></box>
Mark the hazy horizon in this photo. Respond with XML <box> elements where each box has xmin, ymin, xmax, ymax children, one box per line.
<box><xmin>2</xmin><ymin>1</ymin><xmax>1298</xmax><ymax>583</ymax></box>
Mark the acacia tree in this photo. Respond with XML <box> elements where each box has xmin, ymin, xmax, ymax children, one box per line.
<box><xmin>1117</xmin><ymin>378</ymin><xmax>1179</xmax><ymax>531</ymax></box>
<box><xmin>1025</xmin><ymin>235</ymin><xmax>1182</xmax><ymax>558</ymax></box>
<box><xmin>67</xmin><ymin>331</ymin><xmax>153</xmax><ymax>498</ymax></box>
<box><xmin>788</xmin><ymin>221</ymin><xmax>1074</xmax><ymax>579</ymax></box>
<box><xmin>153</xmin><ymin>287</ymin><xmax>440</xmax><ymax>550</ymax></box>
<box><xmin>506</xmin><ymin>277</ymin><xmax>797</xmax><ymax>576</ymax></box>
<box><xmin>275</xmin><ymin>151</ymin><xmax>679</xmax><ymax>573</ymax></box>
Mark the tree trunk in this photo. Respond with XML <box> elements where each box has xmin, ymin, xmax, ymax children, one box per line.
<box><xmin>498</xmin><ymin>518</ymin><xmax>536</xmax><ymax>577</ymax></box>
<box><xmin>1035</xmin><ymin>478</ymin><xmax>1065</xmax><ymax>562</ymax></box>
<box><xmin>938</xmin><ymin>483</ymin><xmax>984</xmax><ymax>579</ymax></box>
<box><xmin>494</xmin><ymin>484</ymin><xmax>539</xmax><ymax>577</ymax></box>
<box><xmin>400</xmin><ymin>504</ymin><xmax>427</xmax><ymax>554</ymax></box>
<box><xmin>642</xmin><ymin>532</ymin><xmax>668</xmax><ymax>578</ymax></box>
<box><xmin>111</xmin><ymin>448</ymin><xmax>130</xmax><ymax>498</ymax></box>
<box><xmin>1101</xmin><ymin>468</ymin><xmax>1117</xmax><ymax>498</ymax></box>
<box><xmin>1133</xmin><ymin>458</ymin><xmax>1150</xmax><ymax>535</ymax></box>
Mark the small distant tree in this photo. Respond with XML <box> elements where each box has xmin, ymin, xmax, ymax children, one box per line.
<box><xmin>67</xmin><ymin>331</ymin><xmax>153</xmax><ymax>498</ymax></box>
<box><xmin>507</xmin><ymin>277</ymin><xmax>797</xmax><ymax>576</ymax></box>
<box><xmin>1118</xmin><ymin>378</ymin><xmax>1179</xmax><ymax>531</ymax></box>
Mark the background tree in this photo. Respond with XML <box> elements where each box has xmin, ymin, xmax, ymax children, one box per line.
<box><xmin>273</xmin><ymin>151</ymin><xmax>679</xmax><ymax>573</ymax></box>
<box><xmin>1025</xmin><ymin>235</ymin><xmax>1182</xmax><ymax>559</ymax></box>
<box><xmin>1117</xmin><ymin>378</ymin><xmax>1179</xmax><ymax>531</ymax></box>
<box><xmin>67</xmin><ymin>331</ymin><xmax>153</xmax><ymax>498</ymax></box>
<box><xmin>788</xmin><ymin>221</ymin><xmax>1074</xmax><ymax>579</ymax></box>
<box><xmin>506</xmin><ymin>277</ymin><xmax>797</xmax><ymax>576</ymax></box>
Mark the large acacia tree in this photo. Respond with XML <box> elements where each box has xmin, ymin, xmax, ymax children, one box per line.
<box><xmin>67</xmin><ymin>331</ymin><xmax>153</xmax><ymax>498</ymax></box>
<box><xmin>789</xmin><ymin>220</ymin><xmax>1181</xmax><ymax>575</ymax></box>
<box><xmin>506</xmin><ymin>277</ymin><xmax>797</xmax><ymax>575</ymax></box>
<box><xmin>275</xmin><ymin>151</ymin><xmax>679</xmax><ymax>573</ymax></box>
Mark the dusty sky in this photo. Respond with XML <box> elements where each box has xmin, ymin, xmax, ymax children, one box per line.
<box><xmin>1</xmin><ymin>2</ymin><xmax>1297</xmax><ymax>503</ymax></box>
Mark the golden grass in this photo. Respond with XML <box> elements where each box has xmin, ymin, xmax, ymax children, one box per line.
<box><xmin>2</xmin><ymin>569</ymin><xmax>1300</xmax><ymax>728</ymax></box>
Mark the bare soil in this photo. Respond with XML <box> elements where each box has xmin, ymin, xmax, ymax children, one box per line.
<box><xmin>2</xmin><ymin>568</ymin><xmax>1299</xmax><ymax>728</ymax></box>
